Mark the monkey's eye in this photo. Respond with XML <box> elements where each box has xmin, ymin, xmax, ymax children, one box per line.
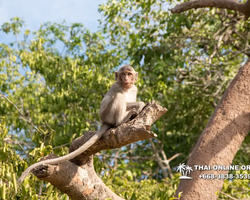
<box><xmin>121</xmin><ymin>73</ymin><xmax>126</xmax><ymax>76</ymax></box>
<box><xmin>128</xmin><ymin>73</ymin><xmax>132</xmax><ymax>76</ymax></box>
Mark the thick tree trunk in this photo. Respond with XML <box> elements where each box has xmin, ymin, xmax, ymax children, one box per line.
<box><xmin>176</xmin><ymin>59</ymin><xmax>250</xmax><ymax>199</ymax></box>
<box><xmin>32</xmin><ymin>102</ymin><xmax>167</xmax><ymax>200</ymax></box>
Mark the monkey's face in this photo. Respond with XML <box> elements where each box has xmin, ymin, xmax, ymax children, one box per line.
<box><xmin>120</xmin><ymin>70</ymin><xmax>136</xmax><ymax>89</ymax></box>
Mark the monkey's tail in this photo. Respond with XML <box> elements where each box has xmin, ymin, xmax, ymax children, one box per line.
<box><xmin>18</xmin><ymin>124</ymin><xmax>110</xmax><ymax>184</ymax></box>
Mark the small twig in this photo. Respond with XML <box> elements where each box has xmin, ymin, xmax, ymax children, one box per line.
<box><xmin>166</xmin><ymin>153</ymin><xmax>182</xmax><ymax>163</ymax></box>
<box><xmin>113</xmin><ymin>149</ymin><xmax>121</xmax><ymax>170</ymax></box>
<box><xmin>150</xmin><ymin>139</ymin><xmax>168</xmax><ymax>178</ymax></box>
<box><xmin>3</xmin><ymin>137</ymin><xmax>30</xmax><ymax>158</ymax></box>
<box><xmin>161</xmin><ymin>149</ymin><xmax>174</xmax><ymax>178</ymax></box>
<box><xmin>53</xmin><ymin>143</ymin><xmax>69</xmax><ymax>150</ymax></box>
<box><xmin>0</xmin><ymin>91</ymin><xmax>43</xmax><ymax>135</ymax></box>
<box><xmin>16</xmin><ymin>141</ymin><xmax>30</xmax><ymax>158</ymax></box>
<box><xmin>219</xmin><ymin>191</ymin><xmax>238</xmax><ymax>200</ymax></box>
<box><xmin>95</xmin><ymin>152</ymin><xmax>154</xmax><ymax>161</ymax></box>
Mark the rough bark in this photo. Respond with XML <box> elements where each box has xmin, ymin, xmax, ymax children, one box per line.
<box><xmin>176</xmin><ymin>60</ymin><xmax>250</xmax><ymax>199</ymax></box>
<box><xmin>32</xmin><ymin>102</ymin><xmax>167</xmax><ymax>200</ymax></box>
<box><xmin>171</xmin><ymin>0</ymin><xmax>250</xmax><ymax>20</ymax></box>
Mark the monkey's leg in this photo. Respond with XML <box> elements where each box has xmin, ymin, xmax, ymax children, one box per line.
<box><xmin>110</xmin><ymin>94</ymin><xmax>136</xmax><ymax>126</ymax></box>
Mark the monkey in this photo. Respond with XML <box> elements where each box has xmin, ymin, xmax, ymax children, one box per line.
<box><xmin>18</xmin><ymin>65</ymin><xmax>145</xmax><ymax>183</ymax></box>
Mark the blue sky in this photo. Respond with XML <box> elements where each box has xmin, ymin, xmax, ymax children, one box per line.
<box><xmin>0</xmin><ymin>0</ymin><xmax>106</xmax><ymax>42</ymax></box>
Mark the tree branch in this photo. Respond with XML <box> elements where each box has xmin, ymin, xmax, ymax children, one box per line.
<box><xmin>31</xmin><ymin>101</ymin><xmax>167</xmax><ymax>200</ymax></box>
<box><xmin>68</xmin><ymin>101</ymin><xmax>167</xmax><ymax>165</ymax></box>
<box><xmin>170</xmin><ymin>0</ymin><xmax>250</xmax><ymax>20</ymax></box>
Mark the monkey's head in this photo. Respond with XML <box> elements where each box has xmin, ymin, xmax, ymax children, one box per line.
<box><xmin>115</xmin><ymin>65</ymin><xmax>138</xmax><ymax>89</ymax></box>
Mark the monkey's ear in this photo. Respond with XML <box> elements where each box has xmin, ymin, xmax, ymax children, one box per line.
<box><xmin>135</xmin><ymin>72</ymin><xmax>138</xmax><ymax>81</ymax></box>
<box><xmin>115</xmin><ymin>72</ymin><xmax>118</xmax><ymax>81</ymax></box>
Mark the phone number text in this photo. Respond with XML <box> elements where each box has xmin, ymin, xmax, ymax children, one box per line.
<box><xmin>199</xmin><ymin>174</ymin><xmax>250</xmax><ymax>180</ymax></box>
